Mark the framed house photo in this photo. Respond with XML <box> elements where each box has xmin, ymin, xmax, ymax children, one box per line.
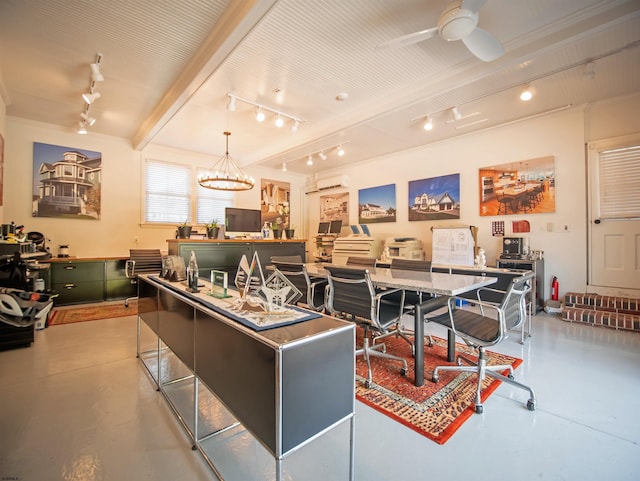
<box><xmin>32</xmin><ymin>142</ymin><xmax>102</xmax><ymax>219</ymax></box>
<box><xmin>408</xmin><ymin>173</ymin><xmax>460</xmax><ymax>221</ymax></box>
<box><xmin>358</xmin><ymin>184</ymin><xmax>396</xmax><ymax>224</ymax></box>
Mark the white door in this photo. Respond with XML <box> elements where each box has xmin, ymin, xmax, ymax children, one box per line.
<box><xmin>587</xmin><ymin>133</ymin><xmax>640</xmax><ymax>294</ymax></box>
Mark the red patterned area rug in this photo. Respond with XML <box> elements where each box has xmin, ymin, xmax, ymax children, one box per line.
<box><xmin>355</xmin><ymin>332</ymin><xmax>522</xmax><ymax>445</ymax></box>
<box><xmin>48</xmin><ymin>300</ymin><xmax>138</xmax><ymax>326</ymax></box>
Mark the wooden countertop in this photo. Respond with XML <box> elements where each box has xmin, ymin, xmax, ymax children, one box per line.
<box><xmin>44</xmin><ymin>256</ymin><xmax>129</xmax><ymax>263</ymax></box>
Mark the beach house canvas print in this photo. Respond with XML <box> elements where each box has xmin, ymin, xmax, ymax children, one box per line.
<box><xmin>358</xmin><ymin>184</ymin><xmax>396</xmax><ymax>224</ymax></box>
<box><xmin>408</xmin><ymin>173</ymin><xmax>460</xmax><ymax>221</ymax></box>
<box><xmin>32</xmin><ymin>142</ymin><xmax>102</xmax><ymax>219</ymax></box>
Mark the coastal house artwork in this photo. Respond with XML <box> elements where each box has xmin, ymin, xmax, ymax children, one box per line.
<box><xmin>408</xmin><ymin>173</ymin><xmax>460</xmax><ymax>221</ymax></box>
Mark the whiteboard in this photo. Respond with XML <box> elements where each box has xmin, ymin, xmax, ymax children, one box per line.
<box><xmin>431</xmin><ymin>227</ymin><xmax>475</xmax><ymax>266</ymax></box>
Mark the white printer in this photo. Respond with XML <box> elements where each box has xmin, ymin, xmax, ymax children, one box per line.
<box><xmin>332</xmin><ymin>234</ymin><xmax>382</xmax><ymax>265</ymax></box>
<box><xmin>383</xmin><ymin>237</ymin><xmax>424</xmax><ymax>261</ymax></box>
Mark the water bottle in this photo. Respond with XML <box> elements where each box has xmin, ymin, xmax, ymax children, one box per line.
<box><xmin>188</xmin><ymin>250</ymin><xmax>199</xmax><ymax>291</ymax></box>
<box><xmin>262</xmin><ymin>222</ymin><xmax>270</xmax><ymax>239</ymax></box>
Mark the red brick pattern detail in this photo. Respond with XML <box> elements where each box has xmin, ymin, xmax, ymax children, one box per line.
<box><xmin>562</xmin><ymin>293</ymin><xmax>640</xmax><ymax>333</ymax></box>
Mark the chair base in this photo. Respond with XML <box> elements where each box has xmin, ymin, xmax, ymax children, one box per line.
<box><xmin>360</xmin><ymin>325</ymin><xmax>408</xmax><ymax>388</ymax></box>
<box><xmin>432</xmin><ymin>348</ymin><xmax>536</xmax><ymax>414</ymax></box>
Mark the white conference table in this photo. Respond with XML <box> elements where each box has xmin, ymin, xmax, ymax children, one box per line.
<box><xmin>304</xmin><ymin>263</ymin><xmax>497</xmax><ymax>387</ymax></box>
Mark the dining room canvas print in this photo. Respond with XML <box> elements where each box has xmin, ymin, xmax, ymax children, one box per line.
<box><xmin>358</xmin><ymin>184</ymin><xmax>396</xmax><ymax>224</ymax></box>
<box><xmin>408</xmin><ymin>173</ymin><xmax>460</xmax><ymax>221</ymax></box>
<box><xmin>32</xmin><ymin>142</ymin><xmax>102</xmax><ymax>219</ymax></box>
<box><xmin>479</xmin><ymin>156</ymin><xmax>555</xmax><ymax>217</ymax></box>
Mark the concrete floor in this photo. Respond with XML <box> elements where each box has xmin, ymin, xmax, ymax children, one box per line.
<box><xmin>1</xmin><ymin>310</ymin><xmax>639</xmax><ymax>481</ymax></box>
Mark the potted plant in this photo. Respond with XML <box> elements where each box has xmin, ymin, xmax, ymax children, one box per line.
<box><xmin>271</xmin><ymin>220</ymin><xmax>282</xmax><ymax>239</ymax></box>
<box><xmin>177</xmin><ymin>220</ymin><xmax>192</xmax><ymax>239</ymax></box>
<box><xmin>284</xmin><ymin>225</ymin><xmax>295</xmax><ymax>239</ymax></box>
<box><xmin>206</xmin><ymin>219</ymin><xmax>220</xmax><ymax>239</ymax></box>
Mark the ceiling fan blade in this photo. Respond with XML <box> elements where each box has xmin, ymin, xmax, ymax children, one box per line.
<box><xmin>461</xmin><ymin>0</ymin><xmax>488</xmax><ymax>15</ymax></box>
<box><xmin>376</xmin><ymin>26</ymin><xmax>438</xmax><ymax>50</ymax></box>
<box><xmin>462</xmin><ymin>27</ymin><xmax>504</xmax><ymax>61</ymax></box>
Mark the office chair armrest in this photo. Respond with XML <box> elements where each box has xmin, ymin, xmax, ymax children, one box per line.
<box><xmin>375</xmin><ymin>287</ymin><xmax>403</xmax><ymax>303</ymax></box>
<box><xmin>125</xmin><ymin>259</ymin><xmax>136</xmax><ymax>279</ymax></box>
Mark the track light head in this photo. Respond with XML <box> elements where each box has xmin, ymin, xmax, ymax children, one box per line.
<box><xmin>80</xmin><ymin>112</ymin><xmax>96</xmax><ymax>126</ymax></box>
<box><xmin>450</xmin><ymin>107</ymin><xmax>462</xmax><ymax>121</ymax></box>
<box><xmin>519</xmin><ymin>84</ymin><xmax>533</xmax><ymax>102</ymax></box>
<box><xmin>282</xmin><ymin>163</ymin><xmax>287</xmax><ymax>172</ymax></box>
<box><xmin>82</xmin><ymin>91</ymin><xmax>101</xmax><ymax>104</ymax></box>
<box><xmin>423</xmin><ymin>116</ymin><xmax>433</xmax><ymax>131</ymax></box>
<box><xmin>337</xmin><ymin>145</ymin><xmax>345</xmax><ymax>156</ymax></box>
<box><xmin>256</xmin><ymin>107</ymin><xmax>265</xmax><ymax>122</ymax></box>
<box><xmin>227</xmin><ymin>95</ymin><xmax>236</xmax><ymax>111</ymax></box>
<box><xmin>90</xmin><ymin>63</ymin><xmax>104</xmax><ymax>82</ymax></box>
<box><xmin>307</xmin><ymin>155</ymin><xmax>313</xmax><ymax>166</ymax></box>
<box><xmin>77</xmin><ymin>121</ymin><xmax>87</xmax><ymax>134</ymax></box>
<box><xmin>290</xmin><ymin>119</ymin><xmax>299</xmax><ymax>133</ymax></box>
<box><xmin>275</xmin><ymin>115</ymin><xmax>284</xmax><ymax>128</ymax></box>
<box><xmin>318</xmin><ymin>151</ymin><xmax>327</xmax><ymax>160</ymax></box>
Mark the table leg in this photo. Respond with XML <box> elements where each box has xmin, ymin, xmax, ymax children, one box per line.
<box><xmin>414</xmin><ymin>304</ymin><xmax>424</xmax><ymax>387</ymax></box>
<box><xmin>447</xmin><ymin>330</ymin><xmax>455</xmax><ymax>362</ymax></box>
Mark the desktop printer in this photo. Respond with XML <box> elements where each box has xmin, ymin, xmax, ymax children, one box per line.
<box><xmin>383</xmin><ymin>237</ymin><xmax>424</xmax><ymax>261</ymax></box>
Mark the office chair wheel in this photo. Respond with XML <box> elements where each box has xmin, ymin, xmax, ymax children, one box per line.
<box><xmin>527</xmin><ymin>399</ymin><xmax>536</xmax><ymax>411</ymax></box>
<box><xmin>432</xmin><ymin>374</ymin><xmax>439</xmax><ymax>383</ymax></box>
<box><xmin>475</xmin><ymin>404</ymin><xmax>483</xmax><ymax>414</ymax></box>
<box><xmin>365</xmin><ymin>380</ymin><xmax>372</xmax><ymax>388</ymax></box>
<box><xmin>400</xmin><ymin>367</ymin><xmax>408</xmax><ymax>376</ymax></box>
<box><xmin>507</xmin><ymin>373</ymin><xmax>514</xmax><ymax>380</ymax></box>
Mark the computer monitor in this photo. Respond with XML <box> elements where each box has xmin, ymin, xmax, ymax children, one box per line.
<box><xmin>224</xmin><ymin>207</ymin><xmax>262</xmax><ymax>234</ymax></box>
<box><xmin>329</xmin><ymin>220</ymin><xmax>342</xmax><ymax>234</ymax></box>
<box><xmin>318</xmin><ymin>222</ymin><xmax>330</xmax><ymax>234</ymax></box>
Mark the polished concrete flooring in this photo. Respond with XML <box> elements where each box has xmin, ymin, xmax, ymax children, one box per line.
<box><xmin>1</xmin><ymin>310</ymin><xmax>639</xmax><ymax>481</ymax></box>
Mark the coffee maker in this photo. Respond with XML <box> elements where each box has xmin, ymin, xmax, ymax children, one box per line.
<box><xmin>501</xmin><ymin>237</ymin><xmax>529</xmax><ymax>259</ymax></box>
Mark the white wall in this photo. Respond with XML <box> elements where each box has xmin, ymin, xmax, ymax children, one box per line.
<box><xmin>305</xmin><ymin>94</ymin><xmax>640</xmax><ymax>299</ymax></box>
<box><xmin>0</xmin><ymin>89</ymin><xmax>6</xmax><ymax>222</ymax></box>
<box><xmin>4</xmin><ymin>117</ymin><xmax>306</xmax><ymax>258</ymax></box>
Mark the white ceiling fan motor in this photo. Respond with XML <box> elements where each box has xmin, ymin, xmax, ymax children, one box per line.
<box><xmin>438</xmin><ymin>2</ymin><xmax>478</xmax><ymax>41</ymax></box>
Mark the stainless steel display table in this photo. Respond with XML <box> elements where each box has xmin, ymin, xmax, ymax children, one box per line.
<box><xmin>136</xmin><ymin>275</ymin><xmax>355</xmax><ymax>481</ymax></box>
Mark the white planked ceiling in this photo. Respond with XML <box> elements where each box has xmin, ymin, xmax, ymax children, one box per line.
<box><xmin>1</xmin><ymin>0</ymin><xmax>639</xmax><ymax>179</ymax></box>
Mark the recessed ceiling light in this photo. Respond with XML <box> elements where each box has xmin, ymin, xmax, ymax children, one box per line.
<box><xmin>335</xmin><ymin>92</ymin><xmax>349</xmax><ymax>102</ymax></box>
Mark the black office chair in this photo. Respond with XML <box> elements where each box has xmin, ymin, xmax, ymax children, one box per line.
<box><xmin>379</xmin><ymin>258</ymin><xmax>436</xmax><ymax>354</ymax></box>
<box><xmin>427</xmin><ymin>274</ymin><xmax>536</xmax><ymax>414</ymax></box>
<box><xmin>271</xmin><ymin>260</ymin><xmax>327</xmax><ymax>312</ymax></box>
<box><xmin>346</xmin><ymin>256</ymin><xmax>377</xmax><ymax>267</ymax></box>
<box><xmin>125</xmin><ymin>249</ymin><xmax>163</xmax><ymax>307</ymax></box>
<box><xmin>325</xmin><ymin>265</ymin><xmax>408</xmax><ymax>388</ymax></box>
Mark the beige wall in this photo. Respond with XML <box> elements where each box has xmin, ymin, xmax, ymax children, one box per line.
<box><xmin>305</xmin><ymin>93</ymin><xmax>640</xmax><ymax>298</ymax></box>
<box><xmin>3</xmin><ymin>117</ymin><xmax>306</xmax><ymax>258</ymax></box>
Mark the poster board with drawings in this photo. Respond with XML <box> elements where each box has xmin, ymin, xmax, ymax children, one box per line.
<box><xmin>431</xmin><ymin>226</ymin><xmax>476</xmax><ymax>266</ymax></box>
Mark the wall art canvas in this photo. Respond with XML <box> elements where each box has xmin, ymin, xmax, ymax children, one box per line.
<box><xmin>32</xmin><ymin>142</ymin><xmax>102</xmax><ymax>219</ymax></box>
<box><xmin>358</xmin><ymin>184</ymin><xmax>396</xmax><ymax>224</ymax></box>
<box><xmin>260</xmin><ymin>178</ymin><xmax>291</xmax><ymax>229</ymax></box>
<box><xmin>479</xmin><ymin>156</ymin><xmax>555</xmax><ymax>216</ymax></box>
<box><xmin>320</xmin><ymin>192</ymin><xmax>349</xmax><ymax>226</ymax></box>
<box><xmin>408</xmin><ymin>173</ymin><xmax>460</xmax><ymax>221</ymax></box>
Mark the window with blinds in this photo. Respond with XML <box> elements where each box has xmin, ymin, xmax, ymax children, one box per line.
<box><xmin>144</xmin><ymin>160</ymin><xmax>233</xmax><ymax>225</ymax></box>
<box><xmin>598</xmin><ymin>145</ymin><xmax>640</xmax><ymax>220</ymax></box>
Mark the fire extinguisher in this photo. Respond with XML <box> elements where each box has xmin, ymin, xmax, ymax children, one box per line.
<box><xmin>551</xmin><ymin>276</ymin><xmax>559</xmax><ymax>301</ymax></box>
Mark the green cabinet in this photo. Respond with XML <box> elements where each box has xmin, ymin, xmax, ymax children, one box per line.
<box><xmin>49</xmin><ymin>258</ymin><xmax>136</xmax><ymax>305</ymax></box>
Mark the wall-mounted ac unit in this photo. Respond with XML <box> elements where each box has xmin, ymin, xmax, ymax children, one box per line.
<box><xmin>304</xmin><ymin>182</ymin><xmax>319</xmax><ymax>194</ymax></box>
<box><xmin>317</xmin><ymin>175</ymin><xmax>348</xmax><ymax>191</ymax></box>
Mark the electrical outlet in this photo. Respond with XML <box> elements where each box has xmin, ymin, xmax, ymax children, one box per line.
<box><xmin>561</xmin><ymin>224</ymin><xmax>570</xmax><ymax>232</ymax></box>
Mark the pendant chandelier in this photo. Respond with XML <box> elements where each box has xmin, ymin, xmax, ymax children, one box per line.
<box><xmin>198</xmin><ymin>131</ymin><xmax>255</xmax><ymax>191</ymax></box>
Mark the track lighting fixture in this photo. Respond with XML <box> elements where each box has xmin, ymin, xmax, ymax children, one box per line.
<box><xmin>318</xmin><ymin>151</ymin><xmax>327</xmax><ymax>160</ymax></box>
<box><xmin>423</xmin><ymin>116</ymin><xmax>433</xmax><ymax>131</ymax></box>
<box><xmin>583</xmin><ymin>61</ymin><xmax>595</xmax><ymax>80</ymax></box>
<box><xmin>296</xmin><ymin>141</ymin><xmax>349</xmax><ymax>167</ymax></box>
<box><xmin>337</xmin><ymin>145</ymin><xmax>345</xmax><ymax>156</ymax></box>
<box><xmin>80</xmin><ymin>112</ymin><xmax>96</xmax><ymax>126</ymax></box>
<box><xmin>307</xmin><ymin>155</ymin><xmax>313</xmax><ymax>166</ymax></box>
<box><xmin>519</xmin><ymin>84</ymin><xmax>533</xmax><ymax>102</ymax></box>
<box><xmin>76</xmin><ymin>53</ymin><xmax>104</xmax><ymax>134</ymax></box>
<box><xmin>226</xmin><ymin>93</ymin><xmax>304</xmax><ymax>132</ymax></box>
<box><xmin>282</xmin><ymin>163</ymin><xmax>287</xmax><ymax>172</ymax></box>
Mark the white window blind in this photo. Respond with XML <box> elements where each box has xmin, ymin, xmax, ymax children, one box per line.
<box><xmin>144</xmin><ymin>159</ymin><xmax>191</xmax><ymax>223</ymax></box>
<box><xmin>196</xmin><ymin>168</ymin><xmax>233</xmax><ymax>225</ymax></box>
<box><xmin>598</xmin><ymin>145</ymin><xmax>640</xmax><ymax>220</ymax></box>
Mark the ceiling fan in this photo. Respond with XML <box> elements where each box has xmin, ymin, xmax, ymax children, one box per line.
<box><xmin>376</xmin><ymin>0</ymin><xmax>504</xmax><ymax>62</ymax></box>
